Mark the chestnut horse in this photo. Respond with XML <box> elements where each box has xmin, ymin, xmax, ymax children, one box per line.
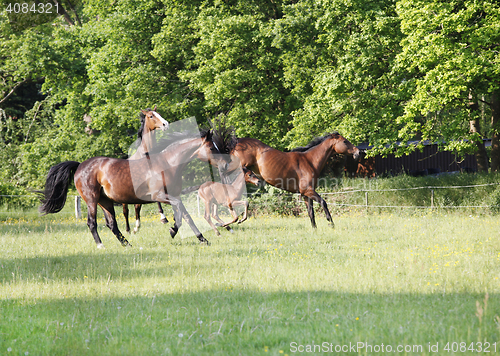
<box><xmin>198</xmin><ymin>166</ymin><xmax>260</xmax><ymax>236</ymax></box>
<box><xmin>231</xmin><ymin>132</ymin><xmax>360</xmax><ymax>228</ymax></box>
<box><xmin>37</xmin><ymin>129</ymin><xmax>230</xmax><ymax>247</ymax></box>
<box><xmin>123</xmin><ymin>108</ymin><xmax>170</xmax><ymax>233</ymax></box>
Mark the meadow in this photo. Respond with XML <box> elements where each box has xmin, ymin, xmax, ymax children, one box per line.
<box><xmin>1</xmin><ymin>200</ymin><xmax>500</xmax><ymax>355</ymax></box>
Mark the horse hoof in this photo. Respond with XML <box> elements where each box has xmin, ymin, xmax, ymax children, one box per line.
<box><xmin>229</xmin><ymin>229</ymin><xmax>234</xmax><ymax>234</ymax></box>
<box><xmin>161</xmin><ymin>218</ymin><xmax>168</xmax><ymax>224</ymax></box>
<box><xmin>328</xmin><ymin>223</ymin><xmax>335</xmax><ymax>228</ymax></box>
<box><xmin>170</xmin><ymin>227</ymin><xmax>178</xmax><ymax>238</ymax></box>
<box><xmin>133</xmin><ymin>228</ymin><xmax>139</xmax><ymax>234</ymax></box>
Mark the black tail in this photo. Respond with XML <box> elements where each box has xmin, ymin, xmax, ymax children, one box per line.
<box><xmin>181</xmin><ymin>185</ymin><xmax>200</xmax><ymax>195</ymax></box>
<box><xmin>36</xmin><ymin>161</ymin><xmax>80</xmax><ymax>215</ymax></box>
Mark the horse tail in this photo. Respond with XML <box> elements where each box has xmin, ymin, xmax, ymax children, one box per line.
<box><xmin>181</xmin><ymin>185</ymin><xmax>200</xmax><ymax>195</ymax></box>
<box><xmin>37</xmin><ymin>161</ymin><xmax>81</xmax><ymax>215</ymax></box>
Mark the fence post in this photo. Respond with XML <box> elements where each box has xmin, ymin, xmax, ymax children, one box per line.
<box><xmin>75</xmin><ymin>196</ymin><xmax>81</xmax><ymax>219</ymax></box>
<box><xmin>431</xmin><ymin>189</ymin><xmax>434</xmax><ymax>208</ymax></box>
<box><xmin>365</xmin><ymin>191</ymin><xmax>369</xmax><ymax>209</ymax></box>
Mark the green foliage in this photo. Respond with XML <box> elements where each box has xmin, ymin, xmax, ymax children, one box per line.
<box><xmin>248</xmin><ymin>184</ymin><xmax>303</xmax><ymax>216</ymax></box>
<box><xmin>395</xmin><ymin>0</ymin><xmax>500</xmax><ymax>154</ymax></box>
<box><xmin>1</xmin><ymin>0</ymin><xmax>500</xmax><ymax>188</ymax></box>
<box><xmin>0</xmin><ymin>181</ymin><xmax>37</xmax><ymax>209</ymax></box>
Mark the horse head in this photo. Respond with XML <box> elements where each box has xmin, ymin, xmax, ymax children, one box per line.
<box><xmin>330</xmin><ymin>132</ymin><xmax>360</xmax><ymax>160</ymax></box>
<box><xmin>243</xmin><ymin>167</ymin><xmax>260</xmax><ymax>186</ymax></box>
<box><xmin>140</xmin><ymin>107</ymin><xmax>169</xmax><ymax>132</ymax></box>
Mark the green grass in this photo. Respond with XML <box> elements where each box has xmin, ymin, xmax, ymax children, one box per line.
<box><xmin>1</xmin><ymin>207</ymin><xmax>500</xmax><ymax>355</ymax></box>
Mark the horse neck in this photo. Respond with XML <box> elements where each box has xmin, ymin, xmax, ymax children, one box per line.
<box><xmin>129</xmin><ymin>128</ymin><xmax>155</xmax><ymax>160</ymax></box>
<box><xmin>140</xmin><ymin>126</ymin><xmax>155</xmax><ymax>152</ymax></box>
<box><xmin>302</xmin><ymin>139</ymin><xmax>336</xmax><ymax>172</ymax></box>
<box><xmin>160</xmin><ymin>137</ymin><xmax>204</xmax><ymax>167</ymax></box>
<box><xmin>231</xmin><ymin>170</ymin><xmax>247</xmax><ymax>196</ymax></box>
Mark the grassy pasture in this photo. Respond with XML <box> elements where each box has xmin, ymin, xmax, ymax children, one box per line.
<box><xmin>1</xmin><ymin>205</ymin><xmax>500</xmax><ymax>355</ymax></box>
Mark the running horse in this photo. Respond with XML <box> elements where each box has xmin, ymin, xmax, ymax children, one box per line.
<box><xmin>198</xmin><ymin>166</ymin><xmax>260</xmax><ymax>236</ymax></box>
<box><xmin>231</xmin><ymin>133</ymin><xmax>360</xmax><ymax>228</ymax></box>
<box><xmin>37</xmin><ymin>128</ymin><xmax>232</xmax><ymax>247</ymax></box>
<box><xmin>123</xmin><ymin>107</ymin><xmax>170</xmax><ymax>233</ymax></box>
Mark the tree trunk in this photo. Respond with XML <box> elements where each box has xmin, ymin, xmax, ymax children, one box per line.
<box><xmin>469</xmin><ymin>91</ymin><xmax>488</xmax><ymax>172</ymax></box>
<box><xmin>491</xmin><ymin>89</ymin><xmax>500</xmax><ymax>172</ymax></box>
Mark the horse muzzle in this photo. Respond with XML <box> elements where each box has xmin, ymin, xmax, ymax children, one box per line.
<box><xmin>353</xmin><ymin>149</ymin><xmax>361</xmax><ymax>161</ymax></box>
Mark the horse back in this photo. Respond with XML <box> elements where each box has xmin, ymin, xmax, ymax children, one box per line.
<box><xmin>75</xmin><ymin>156</ymin><xmax>147</xmax><ymax>204</ymax></box>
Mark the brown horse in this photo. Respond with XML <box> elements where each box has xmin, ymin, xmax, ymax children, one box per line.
<box><xmin>37</xmin><ymin>128</ymin><xmax>231</xmax><ymax>247</ymax></box>
<box><xmin>123</xmin><ymin>108</ymin><xmax>170</xmax><ymax>233</ymax></box>
<box><xmin>198</xmin><ymin>166</ymin><xmax>260</xmax><ymax>236</ymax></box>
<box><xmin>231</xmin><ymin>132</ymin><xmax>360</xmax><ymax>228</ymax></box>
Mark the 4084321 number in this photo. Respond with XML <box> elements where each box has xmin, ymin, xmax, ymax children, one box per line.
<box><xmin>5</xmin><ymin>2</ymin><xmax>59</xmax><ymax>14</ymax></box>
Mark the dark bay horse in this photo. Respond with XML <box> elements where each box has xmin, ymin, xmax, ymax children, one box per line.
<box><xmin>124</xmin><ymin>117</ymin><xmax>237</xmax><ymax>233</ymax></box>
<box><xmin>123</xmin><ymin>108</ymin><xmax>170</xmax><ymax>233</ymax></box>
<box><xmin>37</xmin><ymin>129</ymin><xmax>230</xmax><ymax>248</ymax></box>
<box><xmin>198</xmin><ymin>166</ymin><xmax>260</xmax><ymax>236</ymax></box>
<box><xmin>231</xmin><ymin>132</ymin><xmax>360</xmax><ymax>228</ymax></box>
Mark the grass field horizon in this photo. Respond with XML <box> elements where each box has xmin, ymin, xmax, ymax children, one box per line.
<box><xmin>1</xmin><ymin>205</ymin><xmax>500</xmax><ymax>355</ymax></box>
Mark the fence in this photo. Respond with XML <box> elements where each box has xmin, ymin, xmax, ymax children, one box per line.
<box><xmin>1</xmin><ymin>181</ymin><xmax>500</xmax><ymax>220</ymax></box>
<box><xmin>315</xmin><ymin>182</ymin><xmax>500</xmax><ymax>209</ymax></box>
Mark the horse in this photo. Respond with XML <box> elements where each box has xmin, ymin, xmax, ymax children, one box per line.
<box><xmin>37</xmin><ymin>128</ymin><xmax>233</xmax><ymax>248</ymax></box>
<box><xmin>122</xmin><ymin>107</ymin><xmax>170</xmax><ymax>233</ymax></box>
<box><xmin>230</xmin><ymin>132</ymin><xmax>360</xmax><ymax>228</ymax></box>
<box><xmin>124</xmin><ymin>116</ymin><xmax>238</xmax><ymax>234</ymax></box>
<box><xmin>198</xmin><ymin>166</ymin><xmax>260</xmax><ymax>236</ymax></box>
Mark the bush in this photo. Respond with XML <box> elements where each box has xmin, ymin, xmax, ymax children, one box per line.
<box><xmin>0</xmin><ymin>182</ymin><xmax>39</xmax><ymax>210</ymax></box>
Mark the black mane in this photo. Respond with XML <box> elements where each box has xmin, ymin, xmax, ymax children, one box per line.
<box><xmin>290</xmin><ymin>132</ymin><xmax>339</xmax><ymax>152</ymax></box>
<box><xmin>210</xmin><ymin>118</ymin><xmax>237</xmax><ymax>154</ymax></box>
<box><xmin>136</xmin><ymin>108</ymin><xmax>154</xmax><ymax>140</ymax></box>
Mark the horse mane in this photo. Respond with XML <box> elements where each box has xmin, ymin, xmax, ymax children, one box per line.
<box><xmin>210</xmin><ymin>118</ymin><xmax>237</xmax><ymax>154</ymax></box>
<box><xmin>290</xmin><ymin>132</ymin><xmax>340</xmax><ymax>152</ymax></box>
<box><xmin>136</xmin><ymin>108</ymin><xmax>154</xmax><ymax>140</ymax></box>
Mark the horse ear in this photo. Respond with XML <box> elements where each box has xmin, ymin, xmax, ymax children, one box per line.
<box><xmin>141</xmin><ymin>109</ymin><xmax>147</xmax><ymax>115</ymax></box>
<box><xmin>153</xmin><ymin>105</ymin><xmax>157</xmax><ymax>111</ymax></box>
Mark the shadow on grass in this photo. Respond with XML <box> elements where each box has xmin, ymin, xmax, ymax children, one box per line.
<box><xmin>0</xmin><ymin>289</ymin><xmax>498</xmax><ymax>356</ymax></box>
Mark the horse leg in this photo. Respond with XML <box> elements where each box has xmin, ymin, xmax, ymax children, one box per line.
<box><xmin>211</xmin><ymin>204</ymin><xmax>232</xmax><ymax>232</ymax></box>
<box><xmin>86</xmin><ymin>202</ymin><xmax>104</xmax><ymax>248</ymax></box>
<box><xmin>133</xmin><ymin>204</ymin><xmax>141</xmax><ymax>234</ymax></box>
<box><xmin>158</xmin><ymin>203</ymin><xmax>168</xmax><ymax>223</ymax></box>
<box><xmin>123</xmin><ymin>204</ymin><xmax>131</xmax><ymax>233</ymax></box>
<box><xmin>237</xmin><ymin>200</ymin><xmax>250</xmax><ymax>224</ymax></box>
<box><xmin>175</xmin><ymin>200</ymin><xmax>209</xmax><ymax>244</ymax></box>
<box><xmin>222</xmin><ymin>202</ymin><xmax>241</xmax><ymax>227</ymax></box>
<box><xmin>303</xmin><ymin>195</ymin><xmax>317</xmax><ymax>228</ymax></box>
<box><xmin>99</xmin><ymin>199</ymin><xmax>131</xmax><ymax>247</ymax></box>
<box><xmin>203</xmin><ymin>199</ymin><xmax>221</xmax><ymax>236</ymax></box>
<box><xmin>168</xmin><ymin>199</ymin><xmax>183</xmax><ymax>238</ymax></box>
<box><xmin>310</xmin><ymin>191</ymin><xmax>334</xmax><ymax>227</ymax></box>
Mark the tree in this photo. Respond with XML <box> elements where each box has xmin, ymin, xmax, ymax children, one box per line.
<box><xmin>277</xmin><ymin>0</ymin><xmax>405</xmax><ymax>153</ymax></box>
<box><xmin>395</xmin><ymin>0</ymin><xmax>500</xmax><ymax>170</ymax></box>
<box><xmin>151</xmin><ymin>0</ymin><xmax>305</xmax><ymax>149</ymax></box>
